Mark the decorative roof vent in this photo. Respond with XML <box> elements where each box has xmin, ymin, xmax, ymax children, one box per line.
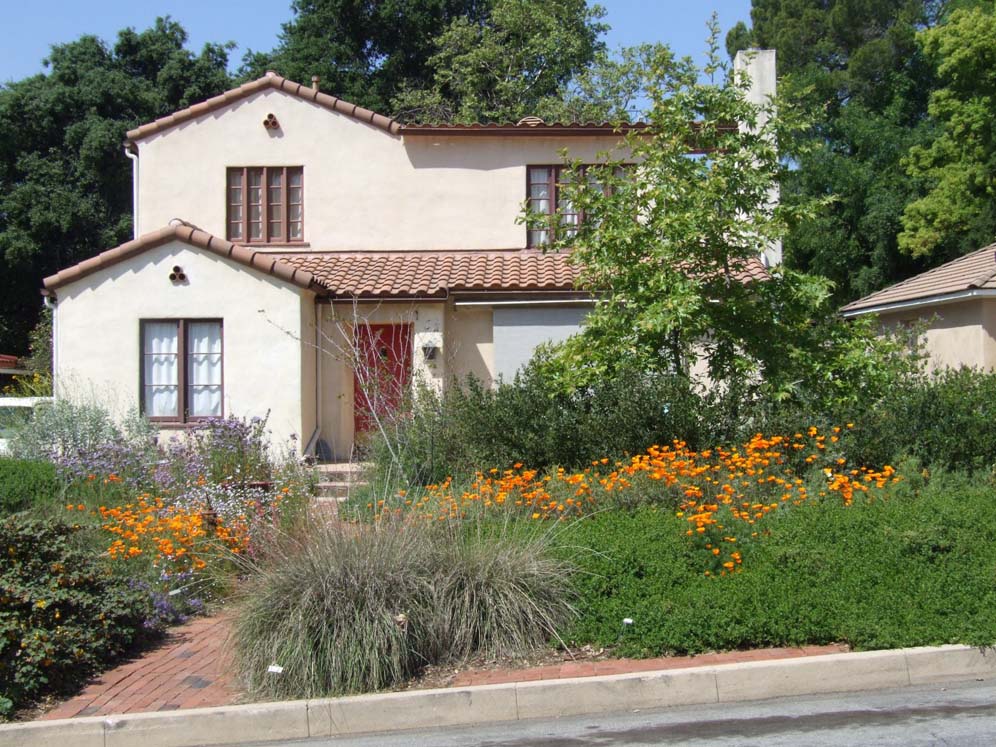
<box><xmin>516</xmin><ymin>116</ymin><xmax>545</xmax><ymax>127</ymax></box>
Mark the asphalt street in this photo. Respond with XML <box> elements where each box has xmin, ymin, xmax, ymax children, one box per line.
<box><xmin>257</xmin><ymin>678</ymin><xmax>996</xmax><ymax>747</ymax></box>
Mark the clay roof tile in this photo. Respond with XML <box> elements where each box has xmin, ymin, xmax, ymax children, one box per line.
<box><xmin>841</xmin><ymin>242</ymin><xmax>996</xmax><ymax>314</ymax></box>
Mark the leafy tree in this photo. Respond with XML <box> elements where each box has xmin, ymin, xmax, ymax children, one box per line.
<box><xmin>533</xmin><ymin>43</ymin><xmax>670</xmax><ymax>123</ymax></box>
<box><xmin>533</xmin><ymin>28</ymin><xmax>915</xmax><ymax>407</ymax></box>
<box><xmin>242</xmin><ymin>0</ymin><xmax>491</xmax><ymax>115</ymax></box>
<box><xmin>0</xmin><ymin>18</ymin><xmax>232</xmax><ymax>355</ymax></box>
<box><xmin>900</xmin><ymin>5</ymin><xmax>996</xmax><ymax>258</ymax></box>
<box><xmin>390</xmin><ymin>0</ymin><xmax>607</xmax><ymax>123</ymax></box>
<box><xmin>727</xmin><ymin>1</ymin><xmax>952</xmax><ymax>302</ymax></box>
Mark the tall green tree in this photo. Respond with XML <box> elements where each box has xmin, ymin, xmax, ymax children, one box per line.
<box><xmin>900</xmin><ymin>5</ymin><xmax>996</xmax><ymax>258</ymax></box>
<box><xmin>242</xmin><ymin>0</ymin><xmax>492</xmax><ymax>115</ymax></box>
<box><xmin>391</xmin><ymin>0</ymin><xmax>606</xmax><ymax>123</ymax></box>
<box><xmin>532</xmin><ymin>43</ymin><xmax>670</xmax><ymax>123</ymax></box>
<box><xmin>727</xmin><ymin>1</ymin><xmax>953</xmax><ymax>302</ymax></box>
<box><xmin>0</xmin><ymin>18</ymin><xmax>232</xmax><ymax>355</ymax></box>
<box><xmin>534</xmin><ymin>31</ymin><xmax>910</xmax><ymax>406</ymax></box>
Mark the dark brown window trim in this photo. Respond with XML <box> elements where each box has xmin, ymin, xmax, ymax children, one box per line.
<box><xmin>227</xmin><ymin>166</ymin><xmax>304</xmax><ymax>244</ymax></box>
<box><xmin>526</xmin><ymin>164</ymin><xmax>629</xmax><ymax>248</ymax></box>
<box><xmin>139</xmin><ymin>319</ymin><xmax>224</xmax><ymax>423</ymax></box>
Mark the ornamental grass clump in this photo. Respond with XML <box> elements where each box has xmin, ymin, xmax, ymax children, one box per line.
<box><xmin>230</xmin><ymin>519</ymin><xmax>574</xmax><ymax>699</ymax></box>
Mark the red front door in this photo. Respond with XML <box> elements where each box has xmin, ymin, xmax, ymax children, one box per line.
<box><xmin>353</xmin><ymin>323</ymin><xmax>413</xmax><ymax>434</ymax></box>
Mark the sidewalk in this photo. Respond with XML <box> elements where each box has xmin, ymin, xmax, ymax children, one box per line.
<box><xmin>451</xmin><ymin>643</ymin><xmax>850</xmax><ymax>686</ymax></box>
<box><xmin>36</xmin><ymin>607</ymin><xmax>848</xmax><ymax>721</ymax></box>
<box><xmin>8</xmin><ymin>641</ymin><xmax>993</xmax><ymax>747</ymax></box>
<box><xmin>41</xmin><ymin>615</ymin><xmax>237</xmax><ymax>720</ymax></box>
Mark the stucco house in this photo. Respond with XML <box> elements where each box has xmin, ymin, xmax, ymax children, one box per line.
<box><xmin>43</xmin><ymin>52</ymin><xmax>776</xmax><ymax>461</ymax></box>
<box><xmin>841</xmin><ymin>242</ymin><xmax>996</xmax><ymax>371</ymax></box>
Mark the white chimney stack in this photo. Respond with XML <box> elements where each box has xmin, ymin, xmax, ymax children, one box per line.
<box><xmin>734</xmin><ymin>49</ymin><xmax>780</xmax><ymax>267</ymax></box>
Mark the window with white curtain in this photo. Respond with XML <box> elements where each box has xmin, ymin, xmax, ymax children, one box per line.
<box><xmin>141</xmin><ymin>320</ymin><xmax>223</xmax><ymax>421</ymax></box>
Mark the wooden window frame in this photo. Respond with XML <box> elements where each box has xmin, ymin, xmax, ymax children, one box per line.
<box><xmin>226</xmin><ymin>166</ymin><xmax>304</xmax><ymax>244</ymax></box>
<box><xmin>526</xmin><ymin>164</ymin><xmax>627</xmax><ymax>248</ymax></box>
<box><xmin>140</xmin><ymin>319</ymin><xmax>224</xmax><ymax>424</ymax></box>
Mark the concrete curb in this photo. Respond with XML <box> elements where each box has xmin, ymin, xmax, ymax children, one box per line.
<box><xmin>2</xmin><ymin>644</ymin><xmax>994</xmax><ymax>747</ymax></box>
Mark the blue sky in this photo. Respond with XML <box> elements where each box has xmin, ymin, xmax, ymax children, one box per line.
<box><xmin>2</xmin><ymin>0</ymin><xmax>752</xmax><ymax>85</ymax></box>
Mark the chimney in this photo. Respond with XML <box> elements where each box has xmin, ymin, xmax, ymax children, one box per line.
<box><xmin>734</xmin><ymin>49</ymin><xmax>776</xmax><ymax>116</ymax></box>
<box><xmin>311</xmin><ymin>75</ymin><xmax>320</xmax><ymax>92</ymax></box>
<box><xmin>734</xmin><ymin>49</ymin><xmax>780</xmax><ymax>267</ymax></box>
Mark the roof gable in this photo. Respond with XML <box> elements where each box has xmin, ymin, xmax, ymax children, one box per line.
<box><xmin>125</xmin><ymin>73</ymin><xmax>402</xmax><ymax>144</ymax></box>
<box><xmin>43</xmin><ymin>222</ymin><xmax>320</xmax><ymax>293</ymax></box>
<box><xmin>126</xmin><ymin>73</ymin><xmax>655</xmax><ymax>146</ymax></box>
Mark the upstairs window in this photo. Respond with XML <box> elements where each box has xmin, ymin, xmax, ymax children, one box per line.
<box><xmin>526</xmin><ymin>165</ymin><xmax>621</xmax><ymax>247</ymax></box>
<box><xmin>227</xmin><ymin>167</ymin><xmax>303</xmax><ymax>243</ymax></box>
<box><xmin>141</xmin><ymin>320</ymin><xmax>223</xmax><ymax>422</ymax></box>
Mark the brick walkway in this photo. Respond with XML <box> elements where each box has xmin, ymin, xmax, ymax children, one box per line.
<box><xmin>37</xmin><ymin>612</ymin><xmax>848</xmax><ymax>721</ymax></box>
<box><xmin>41</xmin><ymin>614</ymin><xmax>238</xmax><ymax>720</ymax></box>
<box><xmin>451</xmin><ymin>643</ymin><xmax>851</xmax><ymax>687</ymax></box>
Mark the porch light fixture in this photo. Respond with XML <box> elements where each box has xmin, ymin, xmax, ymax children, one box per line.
<box><xmin>421</xmin><ymin>344</ymin><xmax>439</xmax><ymax>361</ymax></box>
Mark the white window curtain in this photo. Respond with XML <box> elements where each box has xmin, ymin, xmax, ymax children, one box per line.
<box><xmin>187</xmin><ymin>322</ymin><xmax>222</xmax><ymax>417</ymax></box>
<box><xmin>143</xmin><ymin>322</ymin><xmax>179</xmax><ymax>417</ymax></box>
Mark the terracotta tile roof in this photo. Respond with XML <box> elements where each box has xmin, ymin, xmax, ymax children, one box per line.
<box><xmin>42</xmin><ymin>222</ymin><xmax>321</xmax><ymax>292</ymax></box>
<box><xmin>277</xmin><ymin>251</ymin><xmax>770</xmax><ymax>299</ymax></box>
<box><xmin>42</xmin><ymin>221</ymin><xmax>770</xmax><ymax>300</ymax></box>
<box><xmin>277</xmin><ymin>251</ymin><xmax>579</xmax><ymax>298</ymax></box>
<box><xmin>0</xmin><ymin>354</ymin><xmax>20</xmax><ymax>369</ymax></box>
<box><xmin>125</xmin><ymin>73</ymin><xmax>402</xmax><ymax>143</ymax></box>
<box><xmin>398</xmin><ymin>122</ymin><xmax>649</xmax><ymax>137</ymax></box>
<box><xmin>841</xmin><ymin>242</ymin><xmax>996</xmax><ymax>315</ymax></box>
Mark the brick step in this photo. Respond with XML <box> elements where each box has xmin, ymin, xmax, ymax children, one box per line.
<box><xmin>315</xmin><ymin>462</ymin><xmax>371</xmax><ymax>485</ymax></box>
<box><xmin>317</xmin><ymin>481</ymin><xmax>368</xmax><ymax>499</ymax></box>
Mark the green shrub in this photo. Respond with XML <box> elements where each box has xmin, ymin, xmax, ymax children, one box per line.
<box><xmin>0</xmin><ymin>517</ymin><xmax>154</xmax><ymax>719</ymax></box>
<box><xmin>0</xmin><ymin>457</ymin><xmax>61</xmax><ymax>514</ymax></box>
<box><xmin>369</xmin><ymin>363</ymin><xmax>712</xmax><ymax>485</ymax></box>
<box><xmin>231</xmin><ymin>519</ymin><xmax>574</xmax><ymax>699</ymax></box>
<box><xmin>559</xmin><ymin>470</ymin><xmax>996</xmax><ymax>656</ymax></box>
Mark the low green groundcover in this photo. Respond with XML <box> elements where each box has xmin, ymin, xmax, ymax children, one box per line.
<box><xmin>560</xmin><ymin>469</ymin><xmax>996</xmax><ymax>655</ymax></box>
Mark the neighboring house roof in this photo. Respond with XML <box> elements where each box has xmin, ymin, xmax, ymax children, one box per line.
<box><xmin>841</xmin><ymin>242</ymin><xmax>996</xmax><ymax>317</ymax></box>
<box><xmin>277</xmin><ymin>251</ymin><xmax>769</xmax><ymax>299</ymax></box>
<box><xmin>42</xmin><ymin>223</ymin><xmax>322</xmax><ymax>292</ymax></box>
<box><xmin>124</xmin><ymin>72</ymin><xmax>651</xmax><ymax>145</ymax></box>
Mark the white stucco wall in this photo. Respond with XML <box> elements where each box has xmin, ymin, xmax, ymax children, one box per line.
<box><xmin>134</xmin><ymin>88</ymin><xmax>630</xmax><ymax>250</ymax></box>
<box><xmin>53</xmin><ymin>240</ymin><xmax>312</xmax><ymax>448</ymax></box>
<box><xmin>444</xmin><ymin>305</ymin><xmax>494</xmax><ymax>387</ymax></box>
<box><xmin>492</xmin><ymin>306</ymin><xmax>590</xmax><ymax>381</ymax></box>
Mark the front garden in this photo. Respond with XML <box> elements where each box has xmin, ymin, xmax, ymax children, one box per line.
<box><xmin>3</xmin><ymin>363</ymin><xmax>996</xmax><ymax>717</ymax></box>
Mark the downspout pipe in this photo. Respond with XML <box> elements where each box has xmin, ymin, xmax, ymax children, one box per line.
<box><xmin>123</xmin><ymin>143</ymin><xmax>139</xmax><ymax>239</ymax></box>
<box><xmin>42</xmin><ymin>291</ymin><xmax>57</xmax><ymax>400</ymax></box>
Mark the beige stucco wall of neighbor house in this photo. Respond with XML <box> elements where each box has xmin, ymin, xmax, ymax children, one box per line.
<box><xmin>52</xmin><ymin>240</ymin><xmax>312</xmax><ymax>448</ymax></box>
<box><xmin>134</xmin><ymin>88</ymin><xmax>630</xmax><ymax>250</ymax></box>
<box><xmin>981</xmin><ymin>298</ymin><xmax>996</xmax><ymax>369</ymax></box>
<box><xmin>876</xmin><ymin>299</ymin><xmax>991</xmax><ymax>372</ymax></box>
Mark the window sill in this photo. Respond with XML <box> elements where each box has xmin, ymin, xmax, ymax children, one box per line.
<box><xmin>153</xmin><ymin>421</ymin><xmax>222</xmax><ymax>430</ymax></box>
<box><xmin>232</xmin><ymin>242</ymin><xmax>310</xmax><ymax>249</ymax></box>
